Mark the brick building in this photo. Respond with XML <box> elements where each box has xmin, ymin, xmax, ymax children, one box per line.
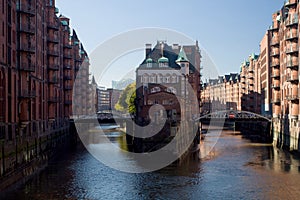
<box><xmin>135</xmin><ymin>41</ymin><xmax>201</xmax><ymax>127</ymax></box>
<box><xmin>201</xmin><ymin>73</ymin><xmax>241</xmax><ymax>113</ymax></box>
<box><xmin>201</xmin><ymin>53</ymin><xmax>262</xmax><ymax>115</ymax></box>
<box><xmin>269</xmin><ymin>0</ymin><xmax>300</xmax><ymax>151</ymax></box>
<box><xmin>0</xmin><ymin>0</ymin><xmax>90</xmax><ymax>178</ymax></box>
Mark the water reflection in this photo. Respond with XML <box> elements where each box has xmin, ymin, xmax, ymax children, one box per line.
<box><xmin>1</xmin><ymin>126</ymin><xmax>300</xmax><ymax>199</ymax></box>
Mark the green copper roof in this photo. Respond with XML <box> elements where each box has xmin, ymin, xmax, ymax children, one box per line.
<box><xmin>176</xmin><ymin>47</ymin><xmax>189</xmax><ymax>63</ymax></box>
<box><xmin>250</xmin><ymin>53</ymin><xmax>259</xmax><ymax>60</ymax></box>
<box><xmin>146</xmin><ymin>57</ymin><xmax>153</xmax><ymax>63</ymax></box>
<box><xmin>158</xmin><ymin>56</ymin><xmax>169</xmax><ymax>63</ymax></box>
<box><xmin>61</xmin><ymin>20</ymin><xmax>68</xmax><ymax>26</ymax></box>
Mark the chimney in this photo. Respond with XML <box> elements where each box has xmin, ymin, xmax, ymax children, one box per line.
<box><xmin>145</xmin><ymin>44</ymin><xmax>152</xmax><ymax>57</ymax></box>
<box><xmin>172</xmin><ymin>44</ymin><xmax>179</xmax><ymax>50</ymax></box>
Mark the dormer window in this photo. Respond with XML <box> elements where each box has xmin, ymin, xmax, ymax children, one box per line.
<box><xmin>158</xmin><ymin>56</ymin><xmax>169</xmax><ymax>67</ymax></box>
<box><xmin>146</xmin><ymin>58</ymin><xmax>153</xmax><ymax>68</ymax></box>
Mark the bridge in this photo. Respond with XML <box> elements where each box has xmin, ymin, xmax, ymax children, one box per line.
<box><xmin>71</xmin><ymin>112</ymin><xmax>131</xmax><ymax>124</ymax></box>
<box><xmin>194</xmin><ymin>110</ymin><xmax>272</xmax><ymax>122</ymax></box>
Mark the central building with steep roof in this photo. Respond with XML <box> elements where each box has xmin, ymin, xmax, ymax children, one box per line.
<box><xmin>135</xmin><ymin>41</ymin><xmax>202</xmax><ymax>139</ymax></box>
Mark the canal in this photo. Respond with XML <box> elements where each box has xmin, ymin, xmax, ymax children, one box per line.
<box><xmin>1</xmin><ymin>124</ymin><xmax>300</xmax><ymax>199</ymax></box>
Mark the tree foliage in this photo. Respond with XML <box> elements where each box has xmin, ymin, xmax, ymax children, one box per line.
<box><xmin>115</xmin><ymin>83</ymin><xmax>136</xmax><ymax>114</ymax></box>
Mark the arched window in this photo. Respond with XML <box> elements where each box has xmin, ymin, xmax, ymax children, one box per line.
<box><xmin>150</xmin><ymin>74</ymin><xmax>156</xmax><ymax>83</ymax></box>
<box><xmin>143</xmin><ymin>74</ymin><xmax>149</xmax><ymax>83</ymax></box>
<box><xmin>151</xmin><ymin>86</ymin><xmax>161</xmax><ymax>93</ymax></box>
<box><xmin>164</xmin><ymin>74</ymin><xmax>171</xmax><ymax>83</ymax></box>
<box><xmin>166</xmin><ymin>87</ymin><xmax>177</xmax><ymax>94</ymax></box>
<box><xmin>157</xmin><ymin>74</ymin><xmax>163</xmax><ymax>83</ymax></box>
<box><xmin>171</xmin><ymin>74</ymin><xmax>177</xmax><ymax>83</ymax></box>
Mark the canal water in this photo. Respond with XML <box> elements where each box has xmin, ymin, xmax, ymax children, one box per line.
<box><xmin>1</xmin><ymin>124</ymin><xmax>300</xmax><ymax>199</ymax></box>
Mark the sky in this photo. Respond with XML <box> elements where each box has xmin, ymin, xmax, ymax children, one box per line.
<box><xmin>56</xmin><ymin>0</ymin><xmax>284</xmax><ymax>87</ymax></box>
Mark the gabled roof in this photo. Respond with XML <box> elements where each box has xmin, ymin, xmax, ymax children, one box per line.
<box><xmin>138</xmin><ymin>41</ymin><xmax>198</xmax><ymax>72</ymax></box>
<box><xmin>176</xmin><ymin>47</ymin><xmax>189</xmax><ymax>63</ymax></box>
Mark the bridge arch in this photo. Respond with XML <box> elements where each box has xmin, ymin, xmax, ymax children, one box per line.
<box><xmin>194</xmin><ymin>110</ymin><xmax>272</xmax><ymax>122</ymax></box>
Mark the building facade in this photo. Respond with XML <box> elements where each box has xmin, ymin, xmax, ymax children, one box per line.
<box><xmin>202</xmin><ymin>53</ymin><xmax>264</xmax><ymax>115</ymax></box>
<box><xmin>0</xmin><ymin>0</ymin><xmax>90</xmax><ymax>179</ymax></box>
<box><xmin>135</xmin><ymin>41</ymin><xmax>201</xmax><ymax>127</ymax></box>
<box><xmin>269</xmin><ymin>0</ymin><xmax>300</xmax><ymax>151</ymax></box>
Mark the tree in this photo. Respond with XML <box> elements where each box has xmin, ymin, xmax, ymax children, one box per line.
<box><xmin>115</xmin><ymin>82</ymin><xmax>136</xmax><ymax>114</ymax></box>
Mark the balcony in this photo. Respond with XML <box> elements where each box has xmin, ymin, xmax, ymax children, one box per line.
<box><xmin>286</xmin><ymin>74</ymin><xmax>299</xmax><ymax>82</ymax></box>
<box><xmin>287</xmin><ymin>95</ymin><xmax>299</xmax><ymax>101</ymax></box>
<box><xmin>64</xmin><ymin>65</ymin><xmax>72</xmax><ymax>70</ymax></box>
<box><xmin>272</xmin><ymin>96</ymin><xmax>281</xmax><ymax>104</ymax></box>
<box><xmin>287</xmin><ymin>60</ymin><xmax>299</xmax><ymax>68</ymax></box>
<box><xmin>271</xmin><ymin>49</ymin><xmax>280</xmax><ymax>57</ymax></box>
<box><xmin>16</xmin><ymin>3</ymin><xmax>36</xmax><ymax>16</ymax></box>
<box><xmin>75</xmin><ymin>58</ymin><xmax>82</xmax><ymax>63</ymax></box>
<box><xmin>49</xmin><ymin>77</ymin><xmax>58</xmax><ymax>84</ymax></box>
<box><xmin>285</xmin><ymin>0</ymin><xmax>297</xmax><ymax>7</ymax></box>
<box><xmin>286</xmin><ymin>45</ymin><xmax>298</xmax><ymax>54</ymax></box>
<box><xmin>285</xmin><ymin>17</ymin><xmax>298</xmax><ymax>27</ymax></box>
<box><xmin>18</xmin><ymin>43</ymin><xmax>35</xmax><ymax>53</ymax></box>
<box><xmin>47</xmin><ymin>35</ymin><xmax>59</xmax><ymax>44</ymax></box>
<box><xmin>290</xmin><ymin>104</ymin><xmax>299</xmax><ymax>119</ymax></box>
<box><xmin>48</xmin><ymin>64</ymin><xmax>59</xmax><ymax>71</ymax></box>
<box><xmin>271</xmin><ymin>72</ymin><xmax>280</xmax><ymax>79</ymax></box>
<box><xmin>47</xmin><ymin>49</ymin><xmax>59</xmax><ymax>57</ymax></box>
<box><xmin>47</xmin><ymin>21</ymin><xmax>60</xmax><ymax>30</ymax></box>
<box><xmin>269</xmin><ymin>25</ymin><xmax>279</xmax><ymax>31</ymax></box>
<box><xmin>64</xmin><ymin>75</ymin><xmax>72</xmax><ymax>80</ymax></box>
<box><xmin>285</xmin><ymin>32</ymin><xmax>298</xmax><ymax>40</ymax></box>
<box><xmin>18</xmin><ymin>24</ymin><xmax>35</xmax><ymax>35</ymax></box>
<box><xmin>271</xmin><ymin>61</ymin><xmax>280</xmax><ymax>67</ymax></box>
<box><xmin>63</xmin><ymin>44</ymin><xmax>72</xmax><ymax>49</ymax></box>
<box><xmin>63</xmin><ymin>53</ymin><xmax>72</xmax><ymax>59</ymax></box>
<box><xmin>271</xmin><ymin>84</ymin><xmax>280</xmax><ymax>90</ymax></box>
<box><xmin>270</xmin><ymin>38</ymin><xmax>279</xmax><ymax>46</ymax></box>
<box><xmin>19</xmin><ymin>62</ymin><xmax>35</xmax><ymax>72</ymax></box>
<box><xmin>64</xmin><ymin>85</ymin><xmax>73</xmax><ymax>90</ymax></box>
<box><xmin>19</xmin><ymin>90</ymin><xmax>36</xmax><ymax>98</ymax></box>
<box><xmin>64</xmin><ymin>100</ymin><xmax>72</xmax><ymax>105</ymax></box>
<box><xmin>48</xmin><ymin>97</ymin><xmax>59</xmax><ymax>103</ymax></box>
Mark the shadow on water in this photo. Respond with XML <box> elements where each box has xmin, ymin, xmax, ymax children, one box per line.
<box><xmin>1</xmin><ymin>124</ymin><xmax>300</xmax><ymax>199</ymax></box>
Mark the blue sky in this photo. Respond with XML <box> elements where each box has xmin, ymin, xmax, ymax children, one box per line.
<box><xmin>56</xmin><ymin>0</ymin><xmax>283</xmax><ymax>87</ymax></box>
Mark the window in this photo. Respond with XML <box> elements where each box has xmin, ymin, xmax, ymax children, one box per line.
<box><xmin>171</xmin><ymin>75</ymin><xmax>177</xmax><ymax>83</ymax></box>
<box><xmin>147</xmin><ymin>100</ymin><xmax>153</xmax><ymax>105</ymax></box>
<box><xmin>166</xmin><ymin>87</ymin><xmax>177</xmax><ymax>94</ymax></box>
<box><xmin>150</xmin><ymin>75</ymin><xmax>156</xmax><ymax>83</ymax></box>
<box><xmin>157</xmin><ymin>74</ymin><xmax>163</xmax><ymax>83</ymax></box>
<box><xmin>143</xmin><ymin>75</ymin><xmax>149</xmax><ymax>83</ymax></box>
<box><xmin>159</xmin><ymin>62</ymin><xmax>168</xmax><ymax>68</ymax></box>
<box><xmin>164</xmin><ymin>76</ymin><xmax>170</xmax><ymax>83</ymax></box>
<box><xmin>151</xmin><ymin>86</ymin><xmax>160</xmax><ymax>93</ymax></box>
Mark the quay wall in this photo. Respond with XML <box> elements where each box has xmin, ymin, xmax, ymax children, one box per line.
<box><xmin>0</xmin><ymin>122</ymin><xmax>77</xmax><ymax>190</ymax></box>
<box><xmin>272</xmin><ymin>118</ymin><xmax>300</xmax><ymax>152</ymax></box>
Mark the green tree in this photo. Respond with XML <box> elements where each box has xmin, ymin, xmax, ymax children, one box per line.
<box><xmin>115</xmin><ymin>82</ymin><xmax>136</xmax><ymax>114</ymax></box>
